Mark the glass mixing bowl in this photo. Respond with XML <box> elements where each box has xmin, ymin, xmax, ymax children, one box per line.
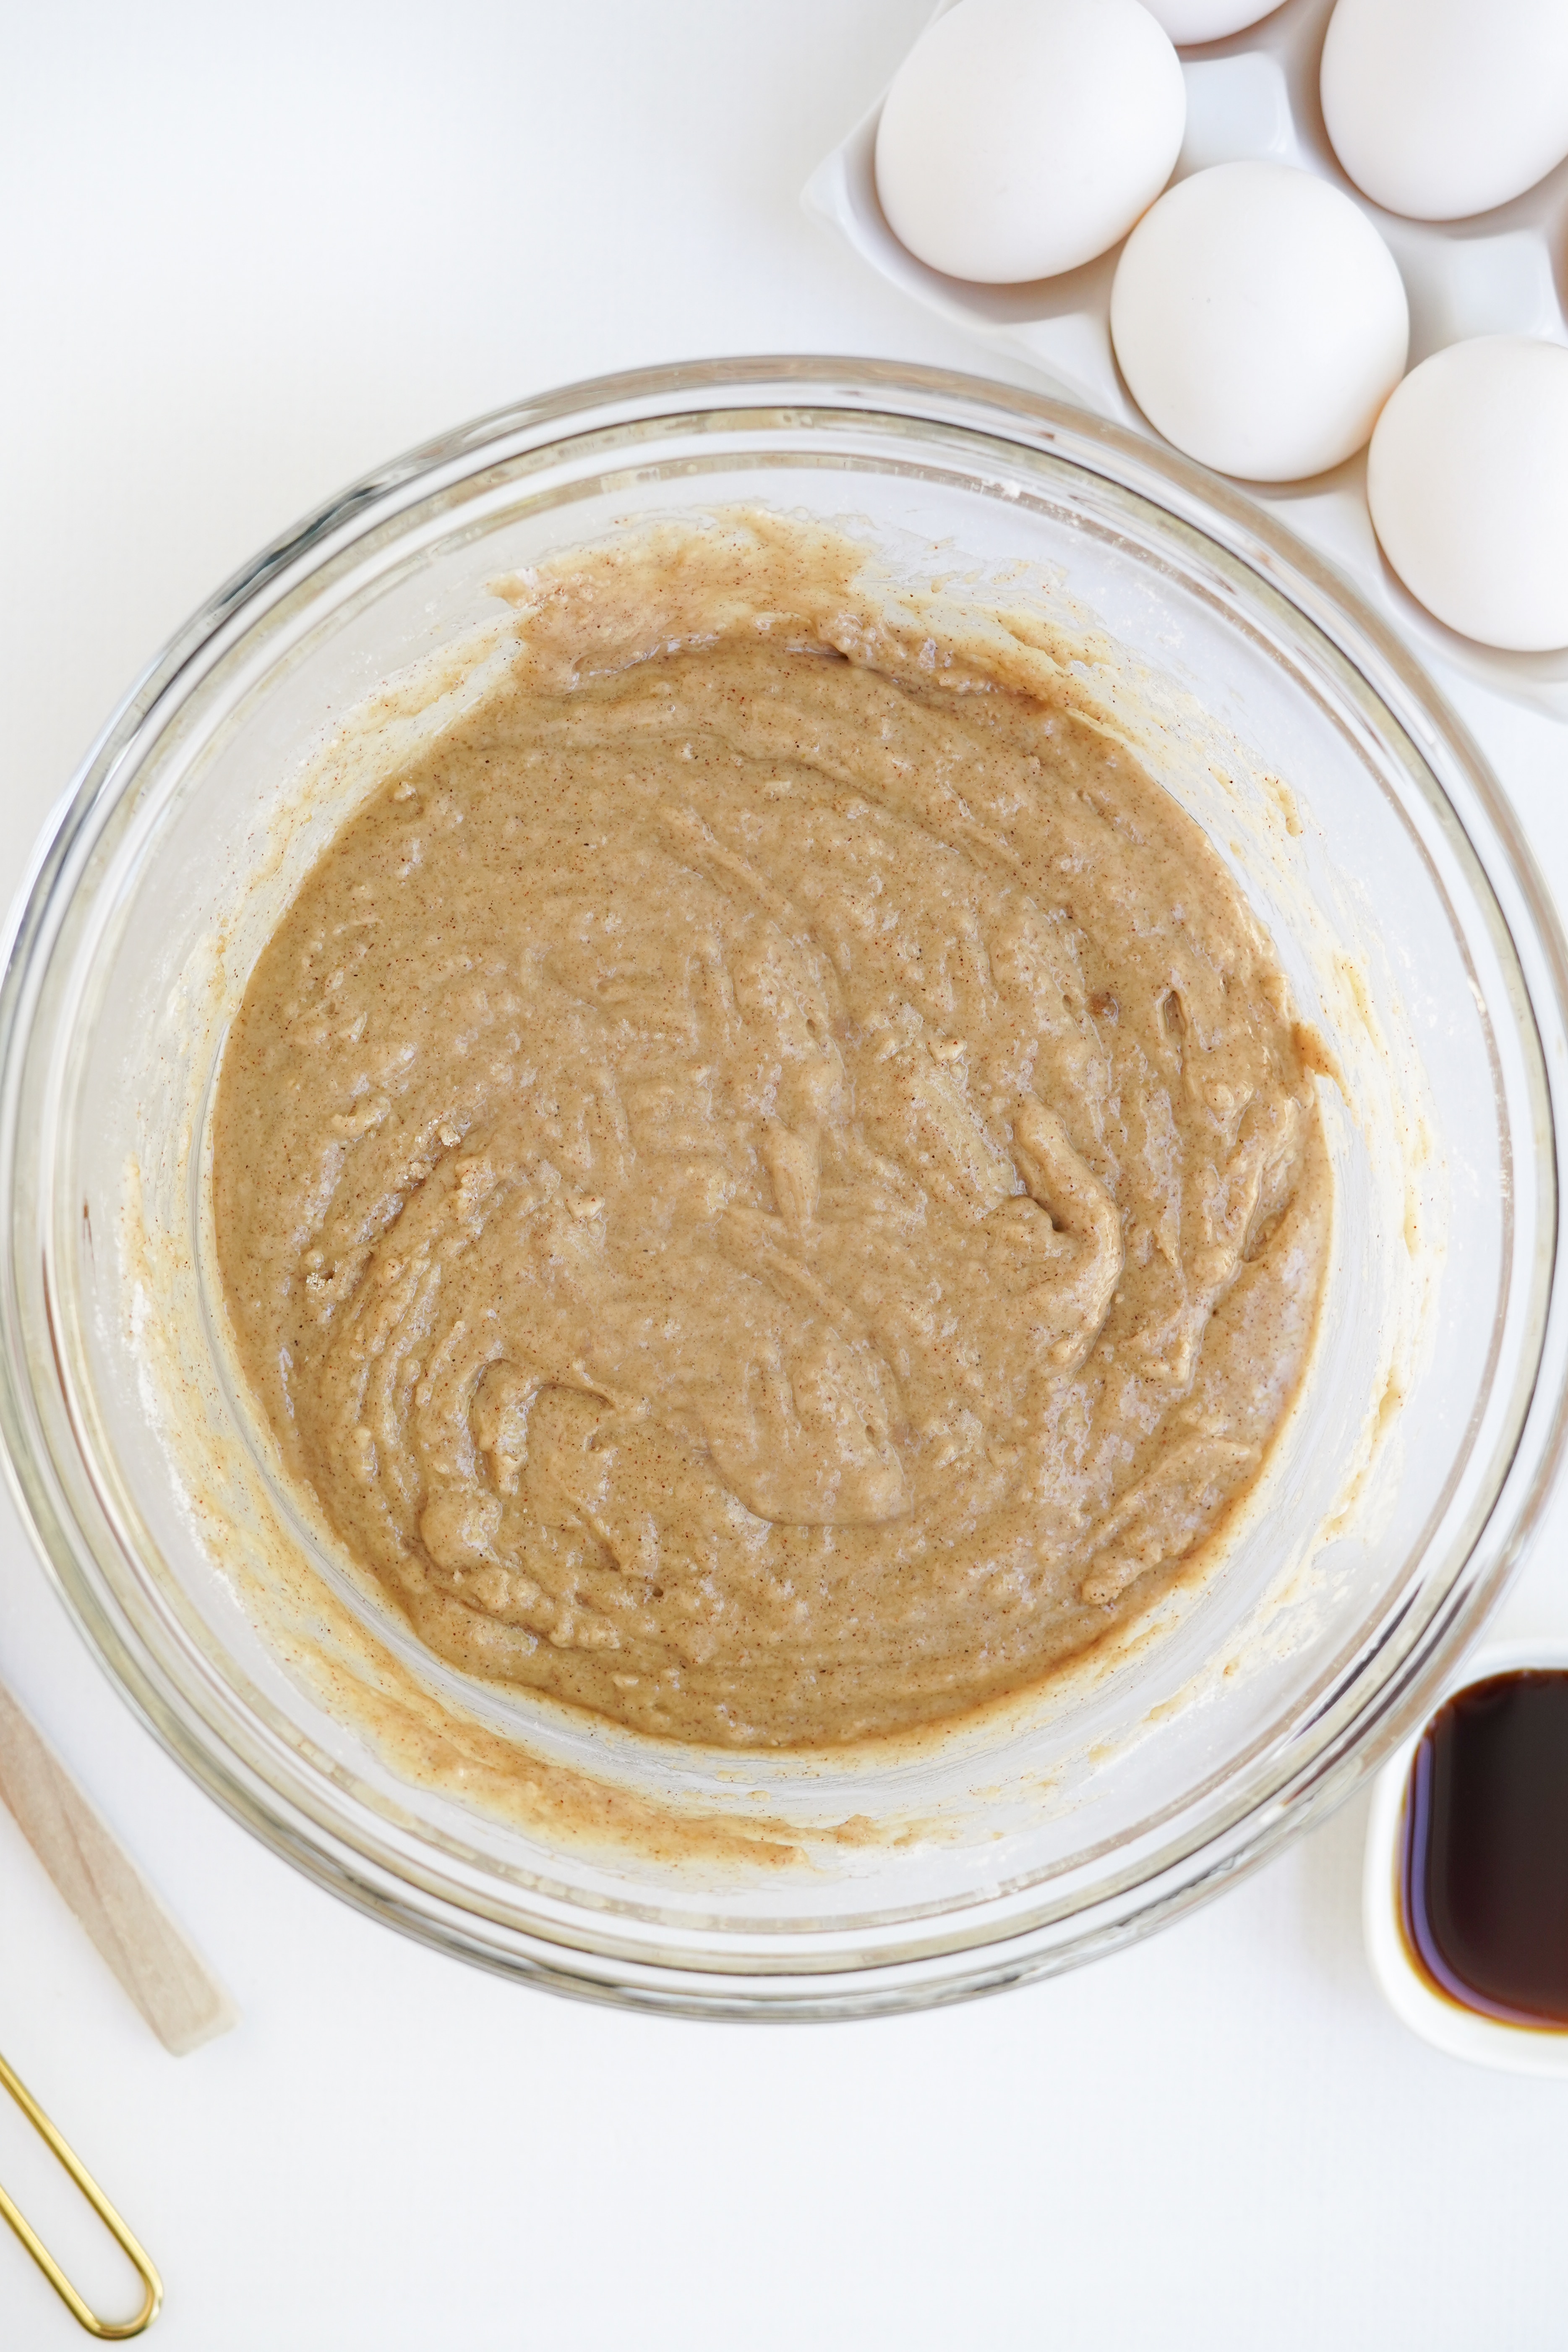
<box><xmin>3</xmin><ymin>358</ymin><xmax>1567</xmax><ymax>2017</ymax></box>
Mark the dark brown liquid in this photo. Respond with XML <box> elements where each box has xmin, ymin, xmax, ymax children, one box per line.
<box><xmin>1401</xmin><ymin>1670</ymin><xmax>1568</xmax><ymax>2029</ymax></box>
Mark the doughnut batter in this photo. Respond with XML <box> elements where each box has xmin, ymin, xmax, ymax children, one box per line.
<box><xmin>214</xmin><ymin>515</ymin><xmax>1330</xmax><ymax>1747</ymax></box>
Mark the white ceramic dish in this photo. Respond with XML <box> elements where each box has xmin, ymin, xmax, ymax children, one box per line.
<box><xmin>1363</xmin><ymin>1637</ymin><xmax>1568</xmax><ymax>2075</ymax></box>
<box><xmin>803</xmin><ymin>0</ymin><xmax>1568</xmax><ymax>715</ymax></box>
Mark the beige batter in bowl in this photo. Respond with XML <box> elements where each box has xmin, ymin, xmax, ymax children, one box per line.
<box><xmin>3</xmin><ymin>359</ymin><xmax>1565</xmax><ymax>2014</ymax></box>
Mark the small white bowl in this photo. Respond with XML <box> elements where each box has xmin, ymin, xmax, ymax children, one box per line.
<box><xmin>1363</xmin><ymin>1637</ymin><xmax>1568</xmax><ymax>2075</ymax></box>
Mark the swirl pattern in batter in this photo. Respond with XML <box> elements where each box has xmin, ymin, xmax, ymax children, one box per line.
<box><xmin>214</xmin><ymin>516</ymin><xmax>1330</xmax><ymax>1746</ymax></box>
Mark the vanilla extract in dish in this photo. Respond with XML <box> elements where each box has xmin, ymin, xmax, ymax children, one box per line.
<box><xmin>1401</xmin><ymin>1671</ymin><xmax>1568</xmax><ymax>2029</ymax></box>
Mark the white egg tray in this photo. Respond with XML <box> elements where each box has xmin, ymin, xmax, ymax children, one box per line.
<box><xmin>804</xmin><ymin>0</ymin><xmax>1568</xmax><ymax>715</ymax></box>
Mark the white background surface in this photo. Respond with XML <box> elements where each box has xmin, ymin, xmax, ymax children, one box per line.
<box><xmin>3</xmin><ymin>5</ymin><xmax>1568</xmax><ymax>2345</ymax></box>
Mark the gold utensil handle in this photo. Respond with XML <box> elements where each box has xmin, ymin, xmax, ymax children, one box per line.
<box><xmin>0</xmin><ymin>2049</ymin><xmax>162</xmax><ymax>2339</ymax></box>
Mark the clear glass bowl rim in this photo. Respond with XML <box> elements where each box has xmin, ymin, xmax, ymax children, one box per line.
<box><xmin>4</xmin><ymin>353</ymin><xmax>1568</xmax><ymax>2020</ymax></box>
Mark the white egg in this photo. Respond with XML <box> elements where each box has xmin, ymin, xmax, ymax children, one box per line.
<box><xmin>1109</xmin><ymin>162</ymin><xmax>1409</xmax><ymax>481</ymax></box>
<box><xmin>1140</xmin><ymin>0</ymin><xmax>1283</xmax><ymax>42</ymax></box>
<box><xmin>874</xmin><ymin>0</ymin><xmax>1186</xmax><ymax>284</ymax></box>
<box><xmin>1322</xmin><ymin>0</ymin><xmax>1568</xmax><ymax>222</ymax></box>
<box><xmin>1366</xmin><ymin>337</ymin><xmax>1568</xmax><ymax>651</ymax></box>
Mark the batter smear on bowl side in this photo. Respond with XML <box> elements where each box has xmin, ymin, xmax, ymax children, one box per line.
<box><xmin>213</xmin><ymin>513</ymin><xmax>1331</xmax><ymax>1748</ymax></box>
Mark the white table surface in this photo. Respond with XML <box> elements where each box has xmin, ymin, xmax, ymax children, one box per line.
<box><xmin>3</xmin><ymin>6</ymin><xmax>1568</xmax><ymax>2345</ymax></box>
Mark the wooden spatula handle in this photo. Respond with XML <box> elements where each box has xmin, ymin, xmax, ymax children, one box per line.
<box><xmin>0</xmin><ymin>1679</ymin><xmax>236</xmax><ymax>2055</ymax></box>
